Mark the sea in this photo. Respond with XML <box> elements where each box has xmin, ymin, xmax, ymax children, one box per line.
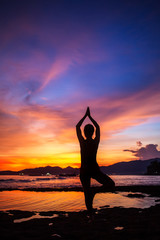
<box><xmin>0</xmin><ymin>175</ymin><xmax>160</xmax><ymax>212</ymax></box>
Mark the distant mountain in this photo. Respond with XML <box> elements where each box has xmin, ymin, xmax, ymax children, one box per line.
<box><xmin>0</xmin><ymin>170</ymin><xmax>18</xmax><ymax>175</ymax></box>
<box><xmin>19</xmin><ymin>166</ymin><xmax>63</xmax><ymax>176</ymax></box>
<box><xmin>0</xmin><ymin>166</ymin><xmax>80</xmax><ymax>176</ymax></box>
<box><xmin>100</xmin><ymin>158</ymin><xmax>160</xmax><ymax>175</ymax></box>
<box><xmin>0</xmin><ymin>158</ymin><xmax>160</xmax><ymax>176</ymax></box>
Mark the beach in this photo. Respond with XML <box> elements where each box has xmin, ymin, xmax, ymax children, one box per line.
<box><xmin>1</xmin><ymin>201</ymin><xmax>160</xmax><ymax>240</ymax></box>
<box><xmin>1</xmin><ymin>0</ymin><xmax>160</xmax><ymax>239</ymax></box>
<box><xmin>0</xmin><ymin>186</ymin><xmax>160</xmax><ymax>240</ymax></box>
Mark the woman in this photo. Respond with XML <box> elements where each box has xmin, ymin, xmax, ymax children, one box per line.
<box><xmin>76</xmin><ymin>107</ymin><xmax>115</xmax><ymax>220</ymax></box>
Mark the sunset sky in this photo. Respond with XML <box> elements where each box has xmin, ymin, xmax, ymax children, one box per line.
<box><xmin>0</xmin><ymin>0</ymin><xmax>160</xmax><ymax>171</ymax></box>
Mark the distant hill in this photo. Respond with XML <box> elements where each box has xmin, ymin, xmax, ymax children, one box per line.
<box><xmin>0</xmin><ymin>158</ymin><xmax>160</xmax><ymax>176</ymax></box>
<box><xmin>100</xmin><ymin>158</ymin><xmax>160</xmax><ymax>175</ymax></box>
<box><xmin>0</xmin><ymin>166</ymin><xmax>80</xmax><ymax>176</ymax></box>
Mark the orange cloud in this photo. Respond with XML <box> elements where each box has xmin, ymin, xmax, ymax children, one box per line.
<box><xmin>0</xmin><ymin>83</ymin><xmax>160</xmax><ymax>170</ymax></box>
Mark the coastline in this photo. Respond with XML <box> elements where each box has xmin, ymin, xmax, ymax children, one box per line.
<box><xmin>1</xmin><ymin>186</ymin><xmax>160</xmax><ymax>239</ymax></box>
<box><xmin>1</xmin><ymin>204</ymin><xmax>160</xmax><ymax>239</ymax></box>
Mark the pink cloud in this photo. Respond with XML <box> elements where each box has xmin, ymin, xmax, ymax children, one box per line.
<box><xmin>1</xmin><ymin>81</ymin><xmax>160</xmax><ymax>145</ymax></box>
<box><xmin>0</xmin><ymin>82</ymin><xmax>160</xmax><ymax>170</ymax></box>
<box><xmin>37</xmin><ymin>56</ymin><xmax>73</xmax><ymax>92</ymax></box>
<box><xmin>1</xmin><ymin>14</ymin><xmax>108</xmax><ymax>99</ymax></box>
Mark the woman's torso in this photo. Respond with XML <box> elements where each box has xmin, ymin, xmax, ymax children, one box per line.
<box><xmin>80</xmin><ymin>138</ymin><xmax>99</xmax><ymax>173</ymax></box>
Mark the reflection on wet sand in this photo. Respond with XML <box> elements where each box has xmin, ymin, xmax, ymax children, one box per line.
<box><xmin>0</xmin><ymin>190</ymin><xmax>160</xmax><ymax>212</ymax></box>
<box><xmin>14</xmin><ymin>212</ymin><xmax>59</xmax><ymax>223</ymax></box>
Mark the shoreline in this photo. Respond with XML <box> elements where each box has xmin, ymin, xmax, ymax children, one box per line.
<box><xmin>1</xmin><ymin>204</ymin><xmax>160</xmax><ymax>239</ymax></box>
<box><xmin>1</xmin><ymin>186</ymin><xmax>160</xmax><ymax>239</ymax></box>
<box><xmin>0</xmin><ymin>185</ymin><xmax>160</xmax><ymax>196</ymax></box>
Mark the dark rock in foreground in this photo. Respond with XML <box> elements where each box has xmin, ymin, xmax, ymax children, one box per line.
<box><xmin>1</xmin><ymin>205</ymin><xmax>160</xmax><ymax>240</ymax></box>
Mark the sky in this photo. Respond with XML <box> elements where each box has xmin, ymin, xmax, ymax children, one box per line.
<box><xmin>0</xmin><ymin>0</ymin><xmax>160</xmax><ymax>171</ymax></box>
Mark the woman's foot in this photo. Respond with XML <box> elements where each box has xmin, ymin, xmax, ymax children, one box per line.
<box><xmin>88</xmin><ymin>213</ymin><xmax>94</xmax><ymax>223</ymax></box>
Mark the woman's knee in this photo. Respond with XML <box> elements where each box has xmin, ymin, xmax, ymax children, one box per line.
<box><xmin>106</xmin><ymin>175</ymin><xmax>115</xmax><ymax>186</ymax></box>
<box><xmin>94</xmin><ymin>171</ymin><xmax>113</xmax><ymax>184</ymax></box>
<box><xmin>103</xmin><ymin>178</ymin><xmax>115</xmax><ymax>191</ymax></box>
<box><xmin>109</xmin><ymin>177</ymin><xmax>115</xmax><ymax>186</ymax></box>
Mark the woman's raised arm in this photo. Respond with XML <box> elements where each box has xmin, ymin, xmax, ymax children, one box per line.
<box><xmin>88</xmin><ymin>107</ymin><xmax>100</xmax><ymax>143</ymax></box>
<box><xmin>76</xmin><ymin>109</ymin><xmax>87</xmax><ymax>142</ymax></box>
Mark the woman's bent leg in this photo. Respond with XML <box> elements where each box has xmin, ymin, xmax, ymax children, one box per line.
<box><xmin>93</xmin><ymin>170</ymin><xmax>115</xmax><ymax>192</ymax></box>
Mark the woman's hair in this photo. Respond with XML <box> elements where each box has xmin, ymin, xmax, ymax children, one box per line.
<box><xmin>84</xmin><ymin>124</ymin><xmax>94</xmax><ymax>138</ymax></box>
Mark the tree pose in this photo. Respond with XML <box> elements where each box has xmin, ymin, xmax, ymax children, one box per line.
<box><xmin>76</xmin><ymin>107</ymin><xmax>115</xmax><ymax>220</ymax></box>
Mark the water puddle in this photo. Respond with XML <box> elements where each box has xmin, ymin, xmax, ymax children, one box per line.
<box><xmin>114</xmin><ymin>226</ymin><xmax>124</xmax><ymax>231</ymax></box>
<box><xmin>1</xmin><ymin>190</ymin><xmax>160</xmax><ymax>212</ymax></box>
<box><xmin>14</xmin><ymin>212</ymin><xmax>58</xmax><ymax>223</ymax></box>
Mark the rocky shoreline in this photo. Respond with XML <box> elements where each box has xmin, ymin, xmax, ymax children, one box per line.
<box><xmin>1</xmin><ymin>204</ymin><xmax>160</xmax><ymax>240</ymax></box>
<box><xmin>0</xmin><ymin>186</ymin><xmax>160</xmax><ymax>239</ymax></box>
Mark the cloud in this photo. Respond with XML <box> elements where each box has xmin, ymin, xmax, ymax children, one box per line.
<box><xmin>0</xmin><ymin>11</ymin><xmax>160</xmax><ymax>168</ymax></box>
<box><xmin>37</xmin><ymin>56</ymin><xmax>73</xmax><ymax>93</ymax></box>
<box><xmin>74</xmin><ymin>83</ymin><xmax>160</xmax><ymax>137</ymax></box>
<box><xmin>0</xmin><ymin>81</ymin><xmax>160</xmax><ymax>158</ymax></box>
<box><xmin>124</xmin><ymin>143</ymin><xmax>160</xmax><ymax>160</ymax></box>
<box><xmin>0</xmin><ymin>106</ymin><xmax>47</xmax><ymax>155</ymax></box>
<box><xmin>0</xmin><ymin>11</ymin><xmax>107</xmax><ymax>104</ymax></box>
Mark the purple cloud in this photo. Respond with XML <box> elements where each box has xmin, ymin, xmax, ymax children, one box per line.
<box><xmin>124</xmin><ymin>143</ymin><xmax>160</xmax><ymax>160</ymax></box>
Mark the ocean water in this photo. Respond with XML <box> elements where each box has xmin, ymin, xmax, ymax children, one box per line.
<box><xmin>0</xmin><ymin>175</ymin><xmax>160</xmax><ymax>212</ymax></box>
<box><xmin>0</xmin><ymin>175</ymin><xmax>160</xmax><ymax>189</ymax></box>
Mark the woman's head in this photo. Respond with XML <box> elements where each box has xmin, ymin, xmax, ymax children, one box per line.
<box><xmin>84</xmin><ymin>124</ymin><xmax>94</xmax><ymax>138</ymax></box>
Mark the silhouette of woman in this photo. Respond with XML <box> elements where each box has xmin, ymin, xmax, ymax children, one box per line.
<box><xmin>76</xmin><ymin>107</ymin><xmax>115</xmax><ymax>220</ymax></box>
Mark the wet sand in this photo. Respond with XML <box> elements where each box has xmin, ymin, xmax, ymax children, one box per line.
<box><xmin>0</xmin><ymin>186</ymin><xmax>160</xmax><ymax>240</ymax></box>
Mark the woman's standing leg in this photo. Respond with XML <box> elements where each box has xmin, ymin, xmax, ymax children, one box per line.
<box><xmin>80</xmin><ymin>174</ymin><xmax>94</xmax><ymax>219</ymax></box>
